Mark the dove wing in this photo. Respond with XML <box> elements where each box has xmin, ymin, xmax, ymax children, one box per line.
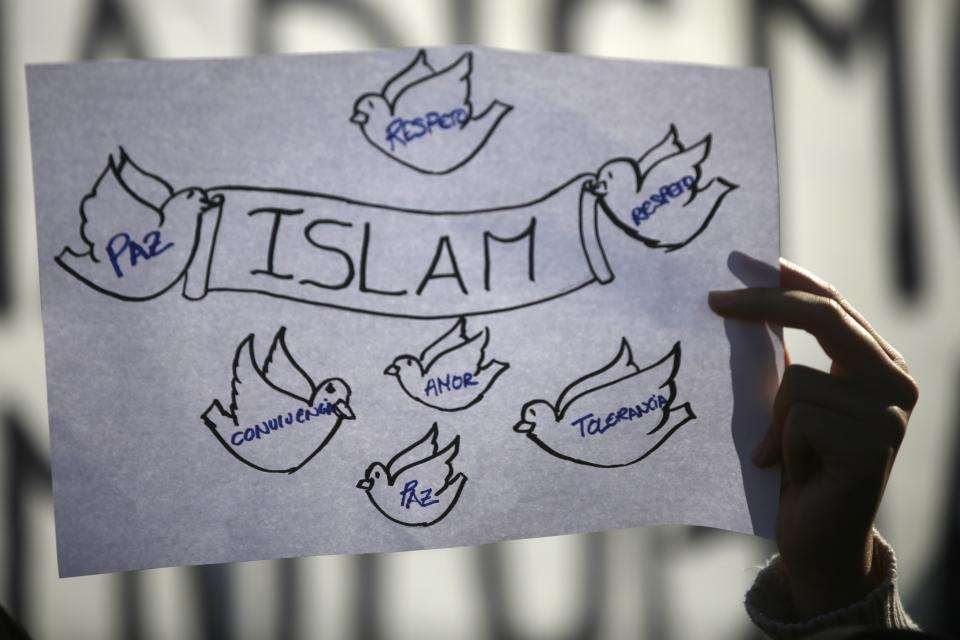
<box><xmin>116</xmin><ymin>147</ymin><xmax>174</xmax><ymax>210</ymax></box>
<box><xmin>229</xmin><ymin>335</ymin><xmax>308</xmax><ymax>426</ymax></box>
<box><xmin>424</xmin><ymin>326</ymin><xmax>489</xmax><ymax>377</ymax></box>
<box><xmin>637</xmin><ymin>125</ymin><xmax>684</xmax><ymax>176</ymax></box>
<box><xmin>637</xmin><ymin>136</ymin><xmax>710</xmax><ymax>202</ymax></box>
<box><xmin>420</xmin><ymin>318</ymin><xmax>468</xmax><ymax>368</ymax></box>
<box><xmin>261</xmin><ymin>327</ymin><xmax>316</xmax><ymax>401</ymax></box>
<box><xmin>382</xmin><ymin>49</ymin><xmax>436</xmax><ymax>106</ymax></box>
<box><xmin>80</xmin><ymin>156</ymin><xmax>164</xmax><ymax>263</ymax></box>
<box><xmin>563</xmin><ymin>342</ymin><xmax>683</xmax><ymax>429</ymax></box>
<box><xmin>556</xmin><ymin>338</ymin><xmax>640</xmax><ymax>418</ymax></box>
<box><xmin>637</xmin><ymin>341</ymin><xmax>682</xmax><ymax>393</ymax></box>
<box><xmin>393</xmin><ymin>435</ymin><xmax>460</xmax><ymax>495</ymax></box>
<box><xmin>386</xmin><ymin>424</ymin><xmax>440</xmax><ymax>476</ymax></box>
<box><xmin>393</xmin><ymin>52</ymin><xmax>473</xmax><ymax>121</ymax></box>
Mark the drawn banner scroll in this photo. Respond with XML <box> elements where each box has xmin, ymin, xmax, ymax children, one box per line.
<box><xmin>184</xmin><ymin>177</ymin><xmax>610</xmax><ymax>319</ymax></box>
<box><xmin>56</xmin><ymin>127</ymin><xmax>734</xmax><ymax>319</ymax></box>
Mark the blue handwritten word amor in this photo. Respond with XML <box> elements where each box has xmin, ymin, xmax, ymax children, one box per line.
<box><xmin>105</xmin><ymin>230</ymin><xmax>174</xmax><ymax>278</ymax></box>
<box><xmin>424</xmin><ymin>372</ymin><xmax>479</xmax><ymax>397</ymax></box>
<box><xmin>570</xmin><ymin>393</ymin><xmax>669</xmax><ymax>438</ymax></box>
<box><xmin>631</xmin><ymin>175</ymin><xmax>695</xmax><ymax>227</ymax></box>
<box><xmin>385</xmin><ymin>108</ymin><xmax>469</xmax><ymax>152</ymax></box>
<box><xmin>229</xmin><ymin>400</ymin><xmax>336</xmax><ymax>447</ymax></box>
<box><xmin>400</xmin><ymin>479</ymin><xmax>440</xmax><ymax>508</ymax></box>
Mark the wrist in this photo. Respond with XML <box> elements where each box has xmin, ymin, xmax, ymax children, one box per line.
<box><xmin>786</xmin><ymin>532</ymin><xmax>879</xmax><ymax>620</ymax></box>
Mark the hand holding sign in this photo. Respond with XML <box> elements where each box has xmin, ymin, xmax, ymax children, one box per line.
<box><xmin>711</xmin><ymin>260</ymin><xmax>918</xmax><ymax>619</ymax></box>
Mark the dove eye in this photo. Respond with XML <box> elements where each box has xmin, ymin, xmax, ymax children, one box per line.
<box><xmin>529</xmin><ymin>409</ymin><xmax>536</xmax><ymax>417</ymax></box>
<box><xmin>374</xmin><ymin>471</ymin><xmax>381</xmax><ymax>479</ymax></box>
<box><xmin>325</xmin><ymin>383</ymin><xmax>335</xmax><ymax>394</ymax></box>
<box><xmin>606</xmin><ymin>171</ymin><xmax>613</xmax><ymax>180</ymax></box>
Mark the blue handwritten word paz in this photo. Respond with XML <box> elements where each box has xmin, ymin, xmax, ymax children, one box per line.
<box><xmin>400</xmin><ymin>479</ymin><xmax>440</xmax><ymax>508</ymax></box>
<box><xmin>106</xmin><ymin>230</ymin><xmax>174</xmax><ymax>278</ymax></box>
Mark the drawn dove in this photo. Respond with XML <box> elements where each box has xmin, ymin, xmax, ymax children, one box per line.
<box><xmin>202</xmin><ymin>327</ymin><xmax>355</xmax><ymax>474</ymax></box>
<box><xmin>350</xmin><ymin>49</ymin><xmax>513</xmax><ymax>174</ymax></box>
<box><xmin>357</xmin><ymin>424</ymin><xmax>467</xmax><ymax>527</ymax></box>
<box><xmin>56</xmin><ymin>148</ymin><xmax>223</xmax><ymax>300</ymax></box>
<box><xmin>384</xmin><ymin>317</ymin><xmax>509</xmax><ymax>411</ymax></box>
<box><xmin>585</xmin><ymin>125</ymin><xmax>737</xmax><ymax>251</ymax></box>
<box><xmin>513</xmin><ymin>339</ymin><xmax>695</xmax><ymax>468</ymax></box>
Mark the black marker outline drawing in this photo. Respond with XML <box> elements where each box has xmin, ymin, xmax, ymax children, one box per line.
<box><xmin>350</xmin><ymin>49</ymin><xmax>513</xmax><ymax>175</ymax></box>
<box><xmin>55</xmin><ymin>147</ymin><xmax>223</xmax><ymax>301</ymax></box>
<box><xmin>513</xmin><ymin>339</ymin><xmax>695</xmax><ymax>468</ymax></box>
<box><xmin>202</xmin><ymin>327</ymin><xmax>355</xmax><ymax>474</ymax></box>
<box><xmin>586</xmin><ymin>124</ymin><xmax>737</xmax><ymax>252</ymax></box>
<box><xmin>384</xmin><ymin>317</ymin><xmax>509</xmax><ymax>412</ymax></box>
<box><xmin>356</xmin><ymin>423</ymin><xmax>467</xmax><ymax>527</ymax></box>
<box><xmin>57</xmin><ymin>126</ymin><xmax>734</xmax><ymax>319</ymax></box>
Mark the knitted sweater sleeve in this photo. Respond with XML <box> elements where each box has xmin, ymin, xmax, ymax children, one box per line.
<box><xmin>744</xmin><ymin>531</ymin><xmax>920</xmax><ymax>638</ymax></box>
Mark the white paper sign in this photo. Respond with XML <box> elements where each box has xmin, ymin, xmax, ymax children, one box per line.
<box><xmin>27</xmin><ymin>47</ymin><xmax>781</xmax><ymax>577</ymax></box>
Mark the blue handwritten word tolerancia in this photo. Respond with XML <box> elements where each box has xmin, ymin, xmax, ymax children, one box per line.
<box><xmin>229</xmin><ymin>400</ymin><xmax>337</xmax><ymax>447</ymax></box>
<box><xmin>631</xmin><ymin>175</ymin><xmax>695</xmax><ymax>227</ymax></box>
<box><xmin>385</xmin><ymin>108</ymin><xmax>469</xmax><ymax>151</ymax></box>
<box><xmin>400</xmin><ymin>479</ymin><xmax>440</xmax><ymax>508</ymax></box>
<box><xmin>570</xmin><ymin>393</ymin><xmax>669</xmax><ymax>438</ymax></box>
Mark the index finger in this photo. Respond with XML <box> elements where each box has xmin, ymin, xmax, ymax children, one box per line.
<box><xmin>779</xmin><ymin>258</ymin><xmax>908</xmax><ymax>372</ymax></box>
<box><xmin>708</xmin><ymin>287</ymin><xmax>916</xmax><ymax>408</ymax></box>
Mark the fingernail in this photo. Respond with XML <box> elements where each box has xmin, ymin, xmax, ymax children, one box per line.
<box><xmin>708</xmin><ymin>290</ymin><xmax>737</xmax><ymax>312</ymax></box>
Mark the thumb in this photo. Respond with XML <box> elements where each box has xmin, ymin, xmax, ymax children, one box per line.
<box><xmin>752</xmin><ymin>424</ymin><xmax>780</xmax><ymax>467</ymax></box>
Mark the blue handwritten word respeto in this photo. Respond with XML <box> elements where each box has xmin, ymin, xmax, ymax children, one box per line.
<box><xmin>424</xmin><ymin>371</ymin><xmax>479</xmax><ymax>397</ymax></box>
<box><xmin>570</xmin><ymin>393</ymin><xmax>669</xmax><ymax>437</ymax></box>
<box><xmin>106</xmin><ymin>230</ymin><xmax>174</xmax><ymax>278</ymax></box>
<box><xmin>230</xmin><ymin>400</ymin><xmax>336</xmax><ymax>447</ymax></box>
<box><xmin>400</xmin><ymin>479</ymin><xmax>440</xmax><ymax>508</ymax></box>
<box><xmin>631</xmin><ymin>175</ymin><xmax>695</xmax><ymax>227</ymax></box>
<box><xmin>385</xmin><ymin>108</ymin><xmax>469</xmax><ymax>151</ymax></box>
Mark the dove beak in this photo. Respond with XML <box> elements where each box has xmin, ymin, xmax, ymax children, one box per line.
<box><xmin>334</xmin><ymin>399</ymin><xmax>355</xmax><ymax>420</ymax></box>
<box><xmin>512</xmin><ymin>420</ymin><xmax>535</xmax><ymax>434</ymax></box>
<box><xmin>356</xmin><ymin>478</ymin><xmax>373</xmax><ymax>490</ymax></box>
<box><xmin>586</xmin><ymin>179</ymin><xmax>608</xmax><ymax>197</ymax></box>
<box><xmin>383</xmin><ymin>364</ymin><xmax>400</xmax><ymax>377</ymax></box>
<box><xmin>350</xmin><ymin>112</ymin><xmax>368</xmax><ymax>125</ymax></box>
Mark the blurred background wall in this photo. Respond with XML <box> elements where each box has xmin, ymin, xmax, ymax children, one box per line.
<box><xmin>1</xmin><ymin>1</ymin><xmax>957</xmax><ymax>638</ymax></box>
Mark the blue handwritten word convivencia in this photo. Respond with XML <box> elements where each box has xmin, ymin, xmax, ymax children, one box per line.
<box><xmin>424</xmin><ymin>371</ymin><xmax>479</xmax><ymax>397</ymax></box>
<box><xmin>385</xmin><ymin>108</ymin><xmax>469</xmax><ymax>151</ymax></box>
<box><xmin>106</xmin><ymin>230</ymin><xmax>174</xmax><ymax>278</ymax></box>
<box><xmin>230</xmin><ymin>401</ymin><xmax>336</xmax><ymax>447</ymax></box>
<box><xmin>400</xmin><ymin>479</ymin><xmax>440</xmax><ymax>508</ymax></box>
<box><xmin>632</xmin><ymin>175</ymin><xmax>695</xmax><ymax>227</ymax></box>
<box><xmin>570</xmin><ymin>393</ymin><xmax>669</xmax><ymax>438</ymax></box>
